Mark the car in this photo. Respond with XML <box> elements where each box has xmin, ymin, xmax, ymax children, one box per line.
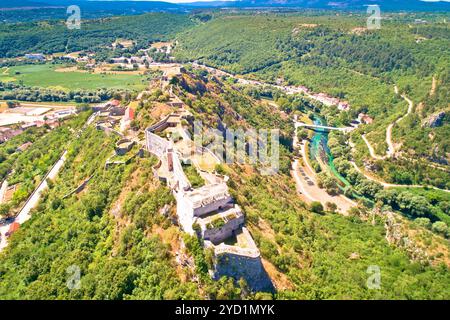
<box><xmin>0</xmin><ymin>217</ymin><xmax>14</xmax><ymax>226</ymax></box>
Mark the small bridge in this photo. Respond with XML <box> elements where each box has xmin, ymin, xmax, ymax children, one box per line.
<box><xmin>295</xmin><ymin>122</ymin><xmax>354</xmax><ymax>132</ymax></box>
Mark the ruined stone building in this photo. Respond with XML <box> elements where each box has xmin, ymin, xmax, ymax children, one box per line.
<box><xmin>146</xmin><ymin>110</ymin><xmax>274</xmax><ymax>292</ymax></box>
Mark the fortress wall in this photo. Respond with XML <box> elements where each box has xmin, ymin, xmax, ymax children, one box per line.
<box><xmin>172</xmin><ymin>151</ymin><xmax>191</xmax><ymax>192</ymax></box>
<box><xmin>193</xmin><ymin>197</ymin><xmax>233</xmax><ymax>217</ymax></box>
<box><xmin>146</xmin><ymin>130</ymin><xmax>171</xmax><ymax>158</ymax></box>
<box><xmin>213</xmin><ymin>251</ymin><xmax>274</xmax><ymax>293</ymax></box>
<box><xmin>203</xmin><ymin>216</ymin><xmax>245</xmax><ymax>245</ymax></box>
<box><xmin>176</xmin><ymin>193</ymin><xmax>194</xmax><ymax>233</ymax></box>
<box><xmin>115</xmin><ymin>139</ymin><xmax>135</xmax><ymax>156</ymax></box>
<box><xmin>147</xmin><ymin>115</ymin><xmax>171</xmax><ymax>133</ymax></box>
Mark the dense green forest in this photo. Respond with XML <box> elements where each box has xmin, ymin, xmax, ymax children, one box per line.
<box><xmin>0</xmin><ymin>128</ymin><xmax>197</xmax><ymax>299</ymax></box>
<box><xmin>0</xmin><ymin>13</ymin><xmax>195</xmax><ymax>58</ymax></box>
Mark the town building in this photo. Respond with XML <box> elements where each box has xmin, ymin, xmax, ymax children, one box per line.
<box><xmin>6</xmin><ymin>222</ymin><xmax>20</xmax><ymax>237</ymax></box>
<box><xmin>24</xmin><ymin>53</ymin><xmax>45</xmax><ymax>61</ymax></box>
<box><xmin>358</xmin><ymin>113</ymin><xmax>374</xmax><ymax>124</ymax></box>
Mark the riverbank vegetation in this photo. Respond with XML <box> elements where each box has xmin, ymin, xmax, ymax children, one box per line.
<box><xmin>327</xmin><ymin>130</ymin><xmax>450</xmax><ymax>235</ymax></box>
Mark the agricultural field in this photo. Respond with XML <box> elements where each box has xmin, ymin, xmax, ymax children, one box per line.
<box><xmin>0</xmin><ymin>64</ymin><xmax>147</xmax><ymax>91</ymax></box>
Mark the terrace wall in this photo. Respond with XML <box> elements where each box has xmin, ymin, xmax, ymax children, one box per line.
<box><xmin>146</xmin><ymin>130</ymin><xmax>171</xmax><ymax>158</ymax></box>
<box><xmin>202</xmin><ymin>215</ymin><xmax>245</xmax><ymax>245</ymax></box>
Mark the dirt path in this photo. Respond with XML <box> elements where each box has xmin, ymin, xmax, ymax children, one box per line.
<box><xmin>362</xmin><ymin>134</ymin><xmax>387</xmax><ymax>160</ymax></box>
<box><xmin>386</xmin><ymin>94</ymin><xmax>414</xmax><ymax>157</ymax></box>
<box><xmin>430</xmin><ymin>76</ymin><xmax>437</xmax><ymax>96</ymax></box>
<box><xmin>350</xmin><ymin>160</ymin><xmax>450</xmax><ymax>193</ymax></box>
<box><xmin>349</xmin><ymin>139</ymin><xmax>450</xmax><ymax>193</ymax></box>
<box><xmin>363</xmin><ymin>89</ymin><xmax>414</xmax><ymax>160</ymax></box>
<box><xmin>0</xmin><ymin>180</ymin><xmax>8</xmax><ymax>204</ymax></box>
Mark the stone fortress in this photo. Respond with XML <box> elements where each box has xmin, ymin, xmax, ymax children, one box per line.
<box><xmin>145</xmin><ymin>83</ymin><xmax>273</xmax><ymax>292</ymax></box>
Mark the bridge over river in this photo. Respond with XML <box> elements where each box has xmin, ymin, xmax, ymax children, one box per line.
<box><xmin>295</xmin><ymin>122</ymin><xmax>355</xmax><ymax>133</ymax></box>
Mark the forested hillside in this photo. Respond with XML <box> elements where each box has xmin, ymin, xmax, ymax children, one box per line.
<box><xmin>164</xmin><ymin>70</ymin><xmax>450</xmax><ymax>298</ymax></box>
<box><xmin>174</xmin><ymin>12</ymin><xmax>450</xmax><ymax>188</ymax></box>
<box><xmin>0</xmin><ymin>125</ymin><xmax>250</xmax><ymax>299</ymax></box>
<box><xmin>0</xmin><ymin>13</ymin><xmax>195</xmax><ymax>57</ymax></box>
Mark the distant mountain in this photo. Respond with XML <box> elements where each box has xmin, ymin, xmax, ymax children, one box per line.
<box><xmin>0</xmin><ymin>1</ymin><xmax>183</xmax><ymax>11</ymax></box>
<box><xmin>203</xmin><ymin>0</ymin><xmax>450</xmax><ymax>11</ymax></box>
<box><xmin>0</xmin><ymin>0</ymin><xmax>57</xmax><ymax>8</ymax></box>
<box><xmin>1</xmin><ymin>0</ymin><xmax>449</xmax><ymax>12</ymax></box>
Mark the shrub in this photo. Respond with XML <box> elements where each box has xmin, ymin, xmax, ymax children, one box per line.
<box><xmin>415</xmin><ymin>217</ymin><xmax>431</xmax><ymax>229</ymax></box>
<box><xmin>310</xmin><ymin>201</ymin><xmax>324</xmax><ymax>214</ymax></box>
<box><xmin>432</xmin><ymin>221</ymin><xmax>448</xmax><ymax>236</ymax></box>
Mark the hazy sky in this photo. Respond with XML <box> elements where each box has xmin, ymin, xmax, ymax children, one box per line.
<box><xmin>97</xmin><ymin>0</ymin><xmax>450</xmax><ymax>3</ymax></box>
<box><xmin>89</xmin><ymin>0</ymin><xmax>450</xmax><ymax>3</ymax></box>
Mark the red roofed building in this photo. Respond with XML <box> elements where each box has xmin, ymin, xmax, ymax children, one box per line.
<box><xmin>6</xmin><ymin>222</ymin><xmax>20</xmax><ymax>237</ymax></box>
<box><xmin>358</xmin><ymin>113</ymin><xmax>374</xmax><ymax>124</ymax></box>
<box><xmin>126</xmin><ymin>107</ymin><xmax>135</xmax><ymax>121</ymax></box>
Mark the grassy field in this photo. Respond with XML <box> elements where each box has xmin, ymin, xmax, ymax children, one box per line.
<box><xmin>0</xmin><ymin>64</ymin><xmax>147</xmax><ymax>91</ymax></box>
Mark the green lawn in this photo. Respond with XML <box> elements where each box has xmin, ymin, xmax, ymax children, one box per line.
<box><xmin>0</xmin><ymin>64</ymin><xmax>147</xmax><ymax>91</ymax></box>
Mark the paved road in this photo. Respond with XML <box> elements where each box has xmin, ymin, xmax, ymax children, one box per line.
<box><xmin>0</xmin><ymin>151</ymin><xmax>67</xmax><ymax>252</ymax></box>
<box><xmin>292</xmin><ymin>118</ymin><xmax>356</xmax><ymax>214</ymax></box>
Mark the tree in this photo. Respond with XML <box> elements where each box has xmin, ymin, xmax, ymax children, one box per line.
<box><xmin>6</xmin><ymin>100</ymin><xmax>18</xmax><ymax>108</ymax></box>
<box><xmin>317</xmin><ymin>172</ymin><xmax>340</xmax><ymax>195</ymax></box>
<box><xmin>310</xmin><ymin>201</ymin><xmax>324</xmax><ymax>214</ymax></box>
<box><xmin>415</xmin><ymin>218</ymin><xmax>431</xmax><ymax>229</ymax></box>
<box><xmin>297</xmin><ymin>129</ymin><xmax>308</xmax><ymax>141</ymax></box>
<box><xmin>325</xmin><ymin>202</ymin><xmax>338</xmax><ymax>213</ymax></box>
<box><xmin>432</xmin><ymin>221</ymin><xmax>448</xmax><ymax>236</ymax></box>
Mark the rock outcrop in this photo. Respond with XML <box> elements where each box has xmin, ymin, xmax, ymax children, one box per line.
<box><xmin>422</xmin><ymin>111</ymin><xmax>446</xmax><ymax>128</ymax></box>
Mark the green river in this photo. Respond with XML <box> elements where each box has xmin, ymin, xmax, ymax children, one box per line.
<box><xmin>308</xmin><ymin>115</ymin><xmax>370</xmax><ymax>203</ymax></box>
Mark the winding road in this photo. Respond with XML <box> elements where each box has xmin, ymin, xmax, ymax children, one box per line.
<box><xmin>0</xmin><ymin>113</ymin><xmax>98</xmax><ymax>252</ymax></box>
<box><xmin>362</xmin><ymin>89</ymin><xmax>414</xmax><ymax>160</ymax></box>
<box><xmin>349</xmin><ymin>139</ymin><xmax>450</xmax><ymax>193</ymax></box>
